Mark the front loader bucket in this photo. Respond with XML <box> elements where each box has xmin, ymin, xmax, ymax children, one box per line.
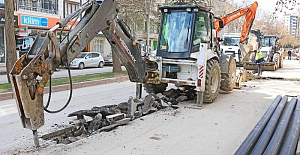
<box><xmin>243</xmin><ymin>62</ymin><xmax>277</xmax><ymax>71</ymax></box>
<box><xmin>261</xmin><ymin>62</ymin><xmax>277</xmax><ymax>71</ymax></box>
<box><xmin>243</xmin><ymin>62</ymin><xmax>257</xmax><ymax>70</ymax></box>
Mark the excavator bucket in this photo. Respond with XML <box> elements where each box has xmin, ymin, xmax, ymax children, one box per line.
<box><xmin>243</xmin><ymin>62</ymin><xmax>277</xmax><ymax>71</ymax></box>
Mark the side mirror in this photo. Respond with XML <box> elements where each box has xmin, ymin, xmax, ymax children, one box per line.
<box><xmin>219</xmin><ymin>21</ymin><xmax>224</xmax><ymax>28</ymax></box>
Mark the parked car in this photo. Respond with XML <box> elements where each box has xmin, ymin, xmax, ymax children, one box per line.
<box><xmin>69</xmin><ymin>52</ymin><xmax>105</xmax><ymax>69</ymax></box>
<box><xmin>103</xmin><ymin>53</ymin><xmax>113</xmax><ymax>66</ymax></box>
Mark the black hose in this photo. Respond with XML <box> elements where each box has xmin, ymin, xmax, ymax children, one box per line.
<box><xmin>251</xmin><ymin>96</ymin><xmax>288</xmax><ymax>155</ymax></box>
<box><xmin>44</xmin><ymin>23</ymin><xmax>77</xmax><ymax>113</ymax></box>
<box><xmin>279</xmin><ymin>97</ymin><xmax>300</xmax><ymax>155</ymax></box>
<box><xmin>263</xmin><ymin>97</ymin><xmax>297</xmax><ymax>154</ymax></box>
<box><xmin>234</xmin><ymin>95</ymin><xmax>282</xmax><ymax>155</ymax></box>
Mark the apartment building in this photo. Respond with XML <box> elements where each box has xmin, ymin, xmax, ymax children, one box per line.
<box><xmin>283</xmin><ymin>14</ymin><xmax>300</xmax><ymax>38</ymax></box>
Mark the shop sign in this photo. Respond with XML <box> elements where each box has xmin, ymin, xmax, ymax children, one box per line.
<box><xmin>21</xmin><ymin>15</ymin><xmax>48</xmax><ymax>27</ymax></box>
<box><xmin>0</xmin><ymin>14</ymin><xmax>18</xmax><ymax>25</ymax></box>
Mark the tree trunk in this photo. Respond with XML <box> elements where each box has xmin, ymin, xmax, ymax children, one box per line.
<box><xmin>112</xmin><ymin>49</ymin><xmax>122</xmax><ymax>73</ymax></box>
<box><xmin>4</xmin><ymin>0</ymin><xmax>17</xmax><ymax>83</ymax></box>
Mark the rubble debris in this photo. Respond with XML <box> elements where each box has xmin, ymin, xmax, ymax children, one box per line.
<box><xmin>42</xmin><ymin>87</ymin><xmax>199</xmax><ymax>144</ymax></box>
<box><xmin>106</xmin><ymin>113</ymin><xmax>125</xmax><ymax>124</ymax></box>
<box><xmin>42</xmin><ymin>126</ymin><xmax>73</xmax><ymax>140</ymax></box>
<box><xmin>87</xmin><ymin>113</ymin><xmax>103</xmax><ymax>133</ymax></box>
<box><xmin>68</xmin><ymin>109</ymin><xmax>102</xmax><ymax>119</ymax></box>
<box><xmin>99</xmin><ymin>118</ymin><xmax>131</xmax><ymax>132</ymax></box>
<box><xmin>91</xmin><ymin>105</ymin><xmax>120</xmax><ymax>117</ymax></box>
<box><xmin>142</xmin><ymin>95</ymin><xmax>156</xmax><ymax>115</ymax></box>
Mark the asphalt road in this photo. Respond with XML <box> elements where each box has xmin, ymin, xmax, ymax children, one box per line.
<box><xmin>0</xmin><ymin>66</ymin><xmax>126</xmax><ymax>84</ymax></box>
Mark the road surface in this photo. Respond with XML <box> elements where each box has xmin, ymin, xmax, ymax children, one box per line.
<box><xmin>1</xmin><ymin>60</ymin><xmax>300</xmax><ymax>154</ymax></box>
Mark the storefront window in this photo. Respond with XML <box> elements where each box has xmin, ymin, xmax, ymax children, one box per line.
<box><xmin>18</xmin><ymin>0</ymin><xmax>58</xmax><ymax>14</ymax></box>
<box><xmin>0</xmin><ymin>27</ymin><xmax>5</xmax><ymax>63</ymax></box>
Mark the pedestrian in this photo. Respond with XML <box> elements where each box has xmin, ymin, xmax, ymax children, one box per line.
<box><xmin>254</xmin><ymin>50</ymin><xmax>264</xmax><ymax>76</ymax></box>
<box><xmin>288</xmin><ymin>50</ymin><xmax>292</xmax><ymax>60</ymax></box>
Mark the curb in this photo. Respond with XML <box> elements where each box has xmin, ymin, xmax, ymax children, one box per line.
<box><xmin>0</xmin><ymin>76</ymin><xmax>129</xmax><ymax>101</ymax></box>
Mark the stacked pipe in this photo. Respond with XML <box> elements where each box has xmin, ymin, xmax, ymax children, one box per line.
<box><xmin>235</xmin><ymin>95</ymin><xmax>300</xmax><ymax>155</ymax></box>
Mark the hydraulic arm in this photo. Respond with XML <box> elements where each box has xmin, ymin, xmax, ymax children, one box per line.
<box><xmin>9</xmin><ymin>0</ymin><xmax>145</xmax><ymax>134</ymax></box>
<box><xmin>214</xmin><ymin>1</ymin><xmax>258</xmax><ymax>43</ymax></box>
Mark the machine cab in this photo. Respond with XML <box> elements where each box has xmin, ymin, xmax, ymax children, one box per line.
<box><xmin>156</xmin><ymin>5</ymin><xmax>213</xmax><ymax>59</ymax></box>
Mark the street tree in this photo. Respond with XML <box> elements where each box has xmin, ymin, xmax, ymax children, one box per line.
<box><xmin>4</xmin><ymin>0</ymin><xmax>17</xmax><ymax>83</ymax></box>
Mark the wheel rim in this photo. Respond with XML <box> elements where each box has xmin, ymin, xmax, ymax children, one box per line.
<box><xmin>99</xmin><ymin>62</ymin><xmax>103</xmax><ymax>68</ymax></box>
<box><xmin>79</xmin><ymin>63</ymin><xmax>84</xmax><ymax>69</ymax></box>
<box><xmin>211</xmin><ymin>67</ymin><xmax>219</xmax><ymax>93</ymax></box>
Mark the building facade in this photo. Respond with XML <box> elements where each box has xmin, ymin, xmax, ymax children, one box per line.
<box><xmin>0</xmin><ymin>0</ymin><xmax>113</xmax><ymax>65</ymax></box>
<box><xmin>283</xmin><ymin>14</ymin><xmax>300</xmax><ymax>38</ymax></box>
<box><xmin>0</xmin><ymin>0</ymin><xmax>161</xmax><ymax>65</ymax></box>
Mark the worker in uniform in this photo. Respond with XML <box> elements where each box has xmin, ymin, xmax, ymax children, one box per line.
<box><xmin>254</xmin><ymin>50</ymin><xmax>264</xmax><ymax>76</ymax></box>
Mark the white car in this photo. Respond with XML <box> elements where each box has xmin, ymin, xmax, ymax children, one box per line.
<box><xmin>69</xmin><ymin>52</ymin><xmax>105</xmax><ymax>69</ymax></box>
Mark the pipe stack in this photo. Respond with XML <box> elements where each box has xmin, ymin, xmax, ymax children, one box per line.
<box><xmin>235</xmin><ymin>95</ymin><xmax>300</xmax><ymax>155</ymax></box>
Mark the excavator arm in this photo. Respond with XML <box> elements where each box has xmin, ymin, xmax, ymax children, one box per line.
<box><xmin>214</xmin><ymin>1</ymin><xmax>258</xmax><ymax>63</ymax></box>
<box><xmin>214</xmin><ymin>1</ymin><xmax>258</xmax><ymax>43</ymax></box>
<box><xmin>9</xmin><ymin>0</ymin><xmax>145</xmax><ymax>131</ymax></box>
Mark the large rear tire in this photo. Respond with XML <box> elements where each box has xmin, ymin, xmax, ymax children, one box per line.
<box><xmin>220</xmin><ymin>57</ymin><xmax>236</xmax><ymax>92</ymax></box>
<box><xmin>144</xmin><ymin>83</ymin><xmax>168</xmax><ymax>94</ymax></box>
<box><xmin>204</xmin><ymin>59</ymin><xmax>221</xmax><ymax>103</ymax></box>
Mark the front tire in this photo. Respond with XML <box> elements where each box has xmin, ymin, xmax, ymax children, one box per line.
<box><xmin>220</xmin><ymin>57</ymin><xmax>236</xmax><ymax>92</ymax></box>
<box><xmin>98</xmin><ymin>61</ymin><xmax>104</xmax><ymax>68</ymax></box>
<box><xmin>204</xmin><ymin>59</ymin><xmax>221</xmax><ymax>103</ymax></box>
<box><xmin>78</xmin><ymin>63</ymin><xmax>84</xmax><ymax>69</ymax></box>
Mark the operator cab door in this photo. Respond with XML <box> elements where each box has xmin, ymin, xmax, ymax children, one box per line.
<box><xmin>192</xmin><ymin>11</ymin><xmax>212</xmax><ymax>52</ymax></box>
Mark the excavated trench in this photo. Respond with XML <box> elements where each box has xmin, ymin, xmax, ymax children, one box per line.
<box><xmin>42</xmin><ymin>88</ymin><xmax>191</xmax><ymax>145</ymax></box>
